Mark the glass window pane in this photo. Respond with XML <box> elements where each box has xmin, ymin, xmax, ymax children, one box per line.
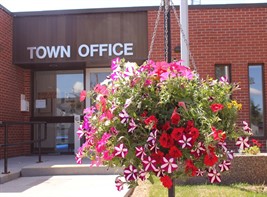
<box><xmin>215</xmin><ymin>65</ymin><xmax>230</xmax><ymax>81</ymax></box>
<box><xmin>249</xmin><ymin>65</ymin><xmax>264</xmax><ymax>136</ymax></box>
<box><xmin>34</xmin><ymin>70</ymin><xmax>84</xmax><ymax>117</ymax></box>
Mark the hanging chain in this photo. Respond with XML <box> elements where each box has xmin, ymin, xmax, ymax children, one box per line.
<box><xmin>148</xmin><ymin>0</ymin><xmax>164</xmax><ymax>60</ymax></box>
<box><xmin>164</xmin><ymin>0</ymin><xmax>169</xmax><ymax>62</ymax></box>
<box><xmin>170</xmin><ymin>0</ymin><xmax>197</xmax><ymax>72</ymax></box>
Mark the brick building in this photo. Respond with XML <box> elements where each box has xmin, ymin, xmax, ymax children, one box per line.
<box><xmin>0</xmin><ymin>3</ymin><xmax>266</xmax><ymax>158</ymax></box>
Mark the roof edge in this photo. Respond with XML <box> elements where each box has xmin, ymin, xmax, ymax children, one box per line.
<box><xmin>0</xmin><ymin>4</ymin><xmax>14</xmax><ymax>16</ymax></box>
<box><xmin>11</xmin><ymin>3</ymin><xmax>267</xmax><ymax>17</ymax></box>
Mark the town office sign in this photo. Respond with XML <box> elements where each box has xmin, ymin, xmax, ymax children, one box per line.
<box><xmin>27</xmin><ymin>43</ymin><xmax>134</xmax><ymax>60</ymax></box>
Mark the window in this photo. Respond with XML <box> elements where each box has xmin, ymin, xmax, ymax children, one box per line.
<box><xmin>215</xmin><ymin>64</ymin><xmax>231</xmax><ymax>82</ymax></box>
<box><xmin>33</xmin><ymin>70</ymin><xmax>84</xmax><ymax>117</ymax></box>
<box><xmin>249</xmin><ymin>64</ymin><xmax>264</xmax><ymax>137</ymax></box>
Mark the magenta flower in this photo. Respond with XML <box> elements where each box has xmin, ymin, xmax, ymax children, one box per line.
<box><xmin>236</xmin><ymin>137</ymin><xmax>250</xmax><ymax>150</ymax></box>
<box><xmin>178</xmin><ymin>135</ymin><xmax>192</xmax><ymax>149</ymax></box>
<box><xmin>80</xmin><ymin>90</ymin><xmax>87</xmax><ymax>102</ymax></box>
<box><xmin>142</xmin><ymin>156</ymin><xmax>157</xmax><ymax>172</ymax></box>
<box><xmin>128</xmin><ymin>118</ymin><xmax>137</xmax><ymax>133</ymax></box>
<box><xmin>208</xmin><ymin>168</ymin><xmax>221</xmax><ymax>183</ymax></box>
<box><xmin>218</xmin><ymin>160</ymin><xmax>231</xmax><ymax>172</ymax></box>
<box><xmin>110</xmin><ymin>127</ymin><xmax>119</xmax><ymax>135</ymax></box>
<box><xmin>103</xmin><ymin>150</ymin><xmax>114</xmax><ymax>161</ymax></box>
<box><xmin>115</xmin><ymin>177</ymin><xmax>124</xmax><ymax>191</ymax></box>
<box><xmin>111</xmin><ymin>57</ymin><xmax>120</xmax><ymax>71</ymax></box>
<box><xmin>77</xmin><ymin>127</ymin><xmax>84</xmax><ymax>139</ymax></box>
<box><xmin>119</xmin><ymin>109</ymin><xmax>130</xmax><ymax>124</ymax></box>
<box><xmin>135</xmin><ymin>146</ymin><xmax>146</xmax><ymax>160</ymax></box>
<box><xmin>147</xmin><ymin>129</ymin><xmax>158</xmax><ymax>145</ymax></box>
<box><xmin>114</xmin><ymin>143</ymin><xmax>128</xmax><ymax>158</ymax></box>
<box><xmin>124</xmin><ymin>165</ymin><xmax>138</xmax><ymax>181</ymax></box>
<box><xmin>96</xmin><ymin>132</ymin><xmax>111</xmax><ymax>153</ymax></box>
<box><xmin>161</xmin><ymin>157</ymin><xmax>178</xmax><ymax>173</ymax></box>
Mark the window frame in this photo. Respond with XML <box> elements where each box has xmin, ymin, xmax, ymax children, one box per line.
<box><xmin>215</xmin><ymin>64</ymin><xmax>231</xmax><ymax>82</ymax></box>
<box><xmin>248</xmin><ymin>63</ymin><xmax>265</xmax><ymax>138</ymax></box>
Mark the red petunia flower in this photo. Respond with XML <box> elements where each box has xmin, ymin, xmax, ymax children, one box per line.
<box><xmin>159</xmin><ymin>132</ymin><xmax>174</xmax><ymax>148</ymax></box>
<box><xmin>211</xmin><ymin>127</ymin><xmax>226</xmax><ymax>142</ymax></box>
<box><xmin>188</xmin><ymin>127</ymin><xmax>199</xmax><ymax>140</ymax></box>
<box><xmin>151</xmin><ymin>150</ymin><xmax>164</xmax><ymax>164</ymax></box>
<box><xmin>144</xmin><ymin>115</ymin><xmax>158</xmax><ymax>129</ymax></box>
<box><xmin>171</xmin><ymin>127</ymin><xmax>184</xmax><ymax>141</ymax></box>
<box><xmin>204</xmin><ymin>151</ymin><xmax>218</xmax><ymax>167</ymax></box>
<box><xmin>171</xmin><ymin>107</ymin><xmax>180</xmax><ymax>125</ymax></box>
<box><xmin>185</xmin><ymin>159</ymin><xmax>198</xmax><ymax>176</ymax></box>
<box><xmin>162</xmin><ymin>121</ymin><xmax>171</xmax><ymax>131</ymax></box>
<box><xmin>160</xmin><ymin>175</ymin><xmax>173</xmax><ymax>189</ymax></box>
<box><xmin>169</xmin><ymin>146</ymin><xmax>182</xmax><ymax>158</ymax></box>
<box><xmin>210</xmin><ymin>103</ymin><xmax>224</xmax><ymax>113</ymax></box>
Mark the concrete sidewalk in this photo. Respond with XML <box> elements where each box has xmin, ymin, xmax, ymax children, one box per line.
<box><xmin>0</xmin><ymin>155</ymin><xmax>132</xmax><ymax>197</ymax></box>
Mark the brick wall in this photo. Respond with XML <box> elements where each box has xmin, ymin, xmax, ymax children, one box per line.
<box><xmin>0</xmin><ymin>7</ymin><xmax>31</xmax><ymax>158</ymax></box>
<box><xmin>148</xmin><ymin>5</ymin><xmax>267</xmax><ymax>149</ymax></box>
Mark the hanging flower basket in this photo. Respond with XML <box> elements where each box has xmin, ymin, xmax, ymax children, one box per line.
<box><xmin>76</xmin><ymin>58</ymin><xmax>252</xmax><ymax>190</ymax></box>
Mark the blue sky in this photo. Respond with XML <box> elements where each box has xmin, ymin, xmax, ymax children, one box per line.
<box><xmin>0</xmin><ymin>0</ymin><xmax>266</xmax><ymax>12</ymax></box>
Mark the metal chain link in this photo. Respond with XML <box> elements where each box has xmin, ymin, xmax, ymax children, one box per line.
<box><xmin>170</xmin><ymin>0</ymin><xmax>197</xmax><ymax>72</ymax></box>
<box><xmin>148</xmin><ymin>0</ymin><xmax>164</xmax><ymax>60</ymax></box>
<box><xmin>164</xmin><ymin>0</ymin><xmax>169</xmax><ymax>62</ymax></box>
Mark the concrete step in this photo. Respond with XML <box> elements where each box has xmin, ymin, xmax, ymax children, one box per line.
<box><xmin>21</xmin><ymin>164</ymin><xmax>123</xmax><ymax>177</ymax></box>
<box><xmin>0</xmin><ymin>155</ymin><xmax>123</xmax><ymax>184</ymax></box>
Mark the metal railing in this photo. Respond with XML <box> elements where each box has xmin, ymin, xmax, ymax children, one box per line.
<box><xmin>0</xmin><ymin>121</ymin><xmax>47</xmax><ymax>174</ymax></box>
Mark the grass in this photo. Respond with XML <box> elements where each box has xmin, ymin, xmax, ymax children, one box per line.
<box><xmin>148</xmin><ymin>178</ymin><xmax>267</xmax><ymax>197</ymax></box>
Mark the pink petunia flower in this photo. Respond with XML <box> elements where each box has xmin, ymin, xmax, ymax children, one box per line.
<box><xmin>196</xmin><ymin>169</ymin><xmax>205</xmax><ymax>177</ymax></box>
<box><xmin>208</xmin><ymin>168</ymin><xmax>221</xmax><ymax>183</ymax></box>
<box><xmin>242</xmin><ymin>121</ymin><xmax>252</xmax><ymax>135</ymax></box>
<box><xmin>119</xmin><ymin>109</ymin><xmax>130</xmax><ymax>124</ymax></box>
<box><xmin>147</xmin><ymin>129</ymin><xmax>158</xmax><ymax>145</ymax></box>
<box><xmin>161</xmin><ymin>157</ymin><xmax>178</xmax><ymax>173</ymax></box>
<box><xmin>111</xmin><ymin>57</ymin><xmax>120</xmax><ymax>71</ymax></box>
<box><xmin>190</xmin><ymin>141</ymin><xmax>206</xmax><ymax>157</ymax></box>
<box><xmin>226</xmin><ymin>150</ymin><xmax>234</xmax><ymax>160</ymax></box>
<box><xmin>218</xmin><ymin>160</ymin><xmax>231</xmax><ymax>172</ymax></box>
<box><xmin>218</xmin><ymin>141</ymin><xmax>228</xmax><ymax>152</ymax></box>
<box><xmin>114</xmin><ymin>143</ymin><xmax>128</xmax><ymax>158</ymax></box>
<box><xmin>154</xmin><ymin>167</ymin><xmax>165</xmax><ymax>177</ymax></box>
<box><xmin>124</xmin><ymin>165</ymin><xmax>138</xmax><ymax>181</ymax></box>
<box><xmin>135</xmin><ymin>146</ymin><xmax>146</xmax><ymax>160</ymax></box>
<box><xmin>115</xmin><ymin>177</ymin><xmax>124</xmax><ymax>191</ymax></box>
<box><xmin>128</xmin><ymin>118</ymin><xmax>137</xmax><ymax>133</ymax></box>
<box><xmin>178</xmin><ymin>135</ymin><xmax>192</xmax><ymax>149</ymax></box>
<box><xmin>142</xmin><ymin>156</ymin><xmax>157</xmax><ymax>172</ymax></box>
<box><xmin>80</xmin><ymin>90</ymin><xmax>87</xmax><ymax>102</ymax></box>
<box><xmin>139</xmin><ymin>169</ymin><xmax>147</xmax><ymax>181</ymax></box>
<box><xmin>236</xmin><ymin>137</ymin><xmax>250</xmax><ymax>150</ymax></box>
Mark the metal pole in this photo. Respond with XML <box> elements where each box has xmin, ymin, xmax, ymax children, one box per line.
<box><xmin>165</xmin><ymin>0</ymin><xmax>175</xmax><ymax>196</ymax></box>
<box><xmin>37</xmin><ymin>123</ymin><xmax>42</xmax><ymax>163</ymax></box>
<box><xmin>180</xmin><ymin>0</ymin><xmax>189</xmax><ymax>67</ymax></box>
<box><xmin>3</xmin><ymin>123</ymin><xmax>9</xmax><ymax>174</ymax></box>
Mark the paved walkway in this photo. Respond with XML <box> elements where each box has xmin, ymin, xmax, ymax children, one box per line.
<box><xmin>0</xmin><ymin>155</ymin><xmax>132</xmax><ymax>197</ymax></box>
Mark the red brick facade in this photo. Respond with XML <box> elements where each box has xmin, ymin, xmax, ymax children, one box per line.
<box><xmin>0</xmin><ymin>7</ymin><xmax>31</xmax><ymax>158</ymax></box>
<box><xmin>0</xmin><ymin>4</ymin><xmax>266</xmax><ymax>157</ymax></box>
<box><xmin>148</xmin><ymin>5</ymin><xmax>267</xmax><ymax>151</ymax></box>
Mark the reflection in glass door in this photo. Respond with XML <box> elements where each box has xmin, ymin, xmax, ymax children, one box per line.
<box><xmin>86</xmin><ymin>68</ymin><xmax>111</xmax><ymax>108</ymax></box>
<box><xmin>33</xmin><ymin>70</ymin><xmax>84</xmax><ymax>154</ymax></box>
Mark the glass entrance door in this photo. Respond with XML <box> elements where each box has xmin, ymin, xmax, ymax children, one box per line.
<box><xmin>33</xmin><ymin>70</ymin><xmax>84</xmax><ymax>154</ymax></box>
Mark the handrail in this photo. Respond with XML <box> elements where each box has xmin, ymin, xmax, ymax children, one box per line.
<box><xmin>0</xmin><ymin>121</ymin><xmax>47</xmax><ymax>174</ymax></box>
